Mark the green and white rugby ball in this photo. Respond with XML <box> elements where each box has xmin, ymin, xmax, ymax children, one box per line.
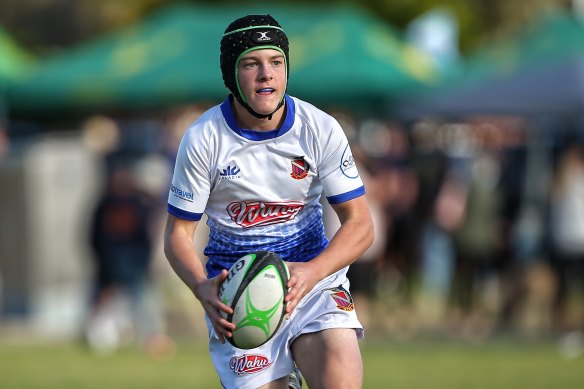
<box><xmin>218</xmin><ymin>251</ymin><xmax>289</xmax><ymax>349</ymax></box>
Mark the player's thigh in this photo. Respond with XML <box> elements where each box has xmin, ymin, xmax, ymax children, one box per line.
<box><xmin>256</xmin><ymin>376</ymin><xmax>288</xmax><ymax>389</ymax></box>
<box><xmin>291</xmin><ymin>328</ymin><xmax>363</xmax><ymax>389</ymax></box>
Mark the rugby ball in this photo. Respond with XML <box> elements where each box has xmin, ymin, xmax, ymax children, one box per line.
<box><xmin>218</xmin><ymin>251</ymin><xmax>289</xmax><ymax>349</ymax></box>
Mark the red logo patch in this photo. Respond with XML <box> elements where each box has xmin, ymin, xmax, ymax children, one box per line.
<box><xmin>230</xmin><ymin>354</ymin><xmax>272</xmax><ymax>375</ymax></box>
<box><xmin>326</xmin><ymin>286</ymin><xmax>354</xmax><ymax>311</ymax></box>
<box><xmin>290</xmin><ymin>158</ymin><xmax>309</xmax><ymax>180</ymax></box>
<box><xmin>227</xmin><ymin>201</ymin><xmax>304</xmax><ymax>228</ymax></box>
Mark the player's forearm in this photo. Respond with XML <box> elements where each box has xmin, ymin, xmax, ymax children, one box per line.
<box><xmin>312</xmin><ymin>201</ymin><xmax>374</xmax><ymax>279</ymax></box>
<box><xmin>164</xmin><ymin>231</ymin><xmax>208</xmax><ymax>297</ymax></box>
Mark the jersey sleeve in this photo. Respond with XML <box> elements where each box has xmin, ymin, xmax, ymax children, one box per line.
<box><xmin>167</xmin><ymin>126</ymin><xmax>212</xmax><ymax>220</ymax></box>
<box><xmin>318</xmin><ymin>119</ymin><xmax>365</xmax><ymax>204</ymax></box>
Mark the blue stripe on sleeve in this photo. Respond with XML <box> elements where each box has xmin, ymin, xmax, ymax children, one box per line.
<box><xmin>326</xmin><ymin>186</ymin><xmax>366</xmax><ymax>204</ymax></box>
<box><xmin>167</xmin><ymin>204</ymin><xmax>203</xmax><ymax>221</ymax></box>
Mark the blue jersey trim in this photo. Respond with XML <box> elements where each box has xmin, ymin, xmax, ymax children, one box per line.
<box><xmin>220</xmin><ymin>94</ymin><xmax>296</xmax><ymax>140</ymax></box>
<box><xmin>167</xmin><ymin>204</ymin><xmax>203</xmax><ymax>221</ymax></box>
<box><xmin>326</xmin><ymin>186</ymin><xmax>366</xmax><ymax>205</ymax></box>
<box><xmin>204</xmin><ymin>209</ymin><xmax>329</xmax><ymax>278</ymax></box>
<box><xmin>205</xmin><ymin>237</ymin><xmax>328</xmax><ymax>278</ymax></box>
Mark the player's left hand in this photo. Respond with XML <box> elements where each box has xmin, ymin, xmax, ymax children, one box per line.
<box><xmin>284</xmin><ymin>261</ymin><xmax>321</xmax><ymax>318</ymax></box>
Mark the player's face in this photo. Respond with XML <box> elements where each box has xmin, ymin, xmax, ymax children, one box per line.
<box><xmin>237</xmin><ymin>49</ymin><xmax>287</xmax><ymax>115</ymax></box>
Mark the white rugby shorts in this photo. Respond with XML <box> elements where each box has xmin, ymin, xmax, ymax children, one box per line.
<box><xmin>206</xmin><ymin>267</ymin><xmax>364</xmax><ymax>389</ymax></box>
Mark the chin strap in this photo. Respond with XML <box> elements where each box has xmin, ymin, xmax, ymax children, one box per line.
<box><xmin>232</xmin><ymin>94</ymin><xmax>285</xmax><ymax>120</ymax></box>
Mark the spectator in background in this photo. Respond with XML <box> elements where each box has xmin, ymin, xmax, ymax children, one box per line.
<box><xmin>453</xmin><ymin>152</ymin><xmax>501</xmax><ymax>312</ymax></box>
<box><xmin>82</xmin><ymin>115</ymin><xmax>173</xmax><ymax>357</ymax></box>
<box><xmin>449</xmin><ymin>147</ymin><xmax>507</xmax><ymax>338</ymax></box>
<box><xmin>548</xmin><ymin>144</ymin><xmax>584</xmax><ymax>357</ymax></box>
<box><xmin>0</xmin><ymin>125</ymin><xmax>9</xmax><ymax>159</ymax></box>
<box><xmin>85</xmin><ymin>165</ymin><xmax>158</xmax><ymax>354</ymax></box>
<box><xmin>418</xmin><ymin>170</ymin><xmax>466</xmax><ymax>329</ymax></box>
<box><xmin>373</xmin><ymin>123</ymin><xmax>419</xmax><ymax>307</ymax></box>
<box><xmin>409</xmin><ymin>120</ymin><xmax>459</xmax><ymax>331</ymax></box>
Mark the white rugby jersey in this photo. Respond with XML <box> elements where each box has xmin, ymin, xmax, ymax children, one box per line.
<box><xmin>168</xmin><ymin>95</ymin><xmax>365</xmax><ymax>278</ymax></box>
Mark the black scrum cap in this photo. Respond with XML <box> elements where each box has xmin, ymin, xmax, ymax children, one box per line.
<box><xmin>220</xmin><ymin>15</ymin><xmax>289</xmax><ymax>118</ymax></box>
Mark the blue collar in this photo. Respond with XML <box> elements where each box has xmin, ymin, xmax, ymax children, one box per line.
<box><xmin>220</xmin><ymin>94</ymin><xmax>295</xmax><ymax>141</ymax></box>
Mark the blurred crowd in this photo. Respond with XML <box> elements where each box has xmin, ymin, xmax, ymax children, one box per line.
<box><xmin>1</xmin><ymin>105</ymin><xmax>584</xmax><ymax>359</ymax></box>
<box><xmin>342</xmin><ymin>114</ymin><xmax>584</xmax><ymax>358</ymax></box>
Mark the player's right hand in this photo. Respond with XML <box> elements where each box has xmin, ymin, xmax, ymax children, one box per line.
<box><xmin>194</xmin><ymin>269</ymin><xmax>236</xmax><ymax>344</ymax></box>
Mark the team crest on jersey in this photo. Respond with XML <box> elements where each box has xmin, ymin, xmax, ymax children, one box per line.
<box><xmin>326</xmin><ymin>286</ymin><xmax>354</xmax><ymax>311</ymax></box>
<box><xmin>229</xmin><ymin>354</ymin><xmax>272</xmax><ymax>375</ymax></box>
<box><xmin>290</xmin><ymin>157</ymin><xmax>309</xmax><ymax>180</ymax></box>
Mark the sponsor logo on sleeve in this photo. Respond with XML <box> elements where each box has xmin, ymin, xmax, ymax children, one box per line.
<box><xmin>230</xmin><ymin>354</ymin><xmax>272</xmax><ymax>375</ymax></box>
<box><xmin>171</xmin><ymin>185</ymin><xmax>194</xmax><ymax>202</ymax></box>
<box><xmin>340</xmin><ymin>145</ymin><xmax>359</xmax><ymax>179</ymax></box>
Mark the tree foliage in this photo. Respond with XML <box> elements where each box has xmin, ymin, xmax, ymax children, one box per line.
<box><xmin>292</xmin><ymin>0</ymin><xmax>571</xmax><ymax>52</ymax></box>
<box><xmin>0</xmin><ymin>0</ymin><xmax>573</xmax><ymax>53</ymax></box>
<box><xmin>86</xmin><ymin>0</ymin><xmax>575</xmax><ymax>52</ymax></box>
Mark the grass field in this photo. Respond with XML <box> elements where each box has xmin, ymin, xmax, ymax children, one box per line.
<box><xmin>1</xmin><ymin>337</ymin><xmax>582</xmax><ymax>388</ymax></box>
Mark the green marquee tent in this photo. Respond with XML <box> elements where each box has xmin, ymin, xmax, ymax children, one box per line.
<box><xmin>0</xmin><ymin>26</ymin><xmax>35</xmax><ymax>82</ymax></box>
<box><xmin>461</xmin><ymin>10</ymin><xmax>584</xmax><ymax>81</ymax></box>
<box><xmin>396</xmin><ymin>9</ymin><xmax>584</xmax><ymax>117</ymax></box>
<box><xmin>5</xmin><ymin>4</ymin><xmax>440</xmax><ymax>116</ymax></box>
<box><xmin>0</xmin><ymin>26</ymin><xmax>35</xmax><ymax>119</ymax></box>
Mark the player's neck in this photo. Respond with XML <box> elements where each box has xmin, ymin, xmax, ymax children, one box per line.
<box><xmin>232</xmin><ymin>99</ymin><xmax>286</xmax><ymax>132</ymax></box>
